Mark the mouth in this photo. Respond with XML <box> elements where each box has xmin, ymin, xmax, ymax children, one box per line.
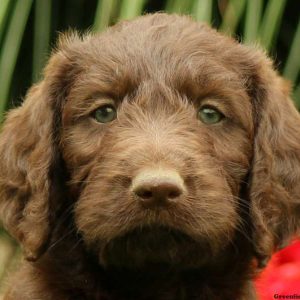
<box><xmin>98</xmin><ymin>225</ymin><xmax>211</xmax><ymax>270</ymax></box>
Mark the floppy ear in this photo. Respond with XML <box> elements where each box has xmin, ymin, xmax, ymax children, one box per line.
<box><xmin>0</xmin><ymin>39</ymin><xmax>77</xmax><ymax>261</ymax></box>
<box><xmin>250</xmin><ymin>62</ymin><xmax>300</xmax><ymax>266</ymax></box>
<box><xmin>0</xmin><ymin>83</ymin><xmax>55</xmax><ymax>261</ymax></box>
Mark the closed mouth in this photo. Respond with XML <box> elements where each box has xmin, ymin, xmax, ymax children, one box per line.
<box><xmin>99</xmin><ymin>225</ymin><xmax>209</xmax><ymax>269</ymax></box>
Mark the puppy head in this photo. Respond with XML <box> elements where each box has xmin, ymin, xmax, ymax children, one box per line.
<box><xmin>0</xmin><ymin>14</ymin><xmax>299</xmax><ymax>270</ymax></box>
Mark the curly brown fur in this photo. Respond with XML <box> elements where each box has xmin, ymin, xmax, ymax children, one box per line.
<box><xmin>1</xmin><ymin>13</ymin><xmax>300</xmax><ymax>300</ymax></box>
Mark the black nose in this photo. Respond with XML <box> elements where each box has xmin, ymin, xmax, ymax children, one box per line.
<box><xmin>131</xmin><ymin>168</ymin><xmax>185</xmax><ymax>208</ymax></box>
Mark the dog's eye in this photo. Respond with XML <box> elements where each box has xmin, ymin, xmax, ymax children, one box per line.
<box><xmin>198</xmin><ymin>106</ymin><xmax>224</xmax><ymax>124</ymax></box>
<box><xmin>93</xmin><ymin>105</ymin><xmax>117</xmax><ymax>123</ymax></box>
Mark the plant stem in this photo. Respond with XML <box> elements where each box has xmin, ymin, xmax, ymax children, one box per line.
<box><xmin>0</xmin><ymin>0</ymin><xmax>33</xmax><ymax>119</ymax></box>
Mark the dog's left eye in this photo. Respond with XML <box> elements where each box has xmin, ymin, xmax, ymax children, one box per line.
<box><xmin>198</xmin><ymin>106</ymin><xmax>224</xmax><ymax>124</ymax></box>
<box><xmin>93</xmin><ymin>105</ymin><xmax>117</xmax><ymax>123</ymax></box>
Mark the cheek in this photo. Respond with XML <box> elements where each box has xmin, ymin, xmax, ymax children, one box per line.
<box><xmin>63</xmin><ymin>124</ymin><xmax>103</xmax><ymax>157</ymax></box>
<box><xmin>210</xmin><ymin>127</ymin><xmax>252</xmax><ymax>192</ymax></box>
<box><xmin>61</xmin><ymin>123</ymin><xmax>106</xmax><ymax>184</ymax></box>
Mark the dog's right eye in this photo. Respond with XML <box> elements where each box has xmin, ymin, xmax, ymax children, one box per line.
<box><xmin>93</xmin><ymin>105</ymin><xmax>117</xmax><ymax>123</ymax></box>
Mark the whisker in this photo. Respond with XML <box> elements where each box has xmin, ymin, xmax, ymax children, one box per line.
<box><xmin>48</xmin><ymin>227</ymin><xmax>77</xmax><ymax>251</ymax></box>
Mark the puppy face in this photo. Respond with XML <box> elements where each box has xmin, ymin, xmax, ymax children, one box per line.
<box><xmin>0</xmin><ymin>14</ymin><xmax>299</xmax><ymax>270</ymax></box>
<box><xmin>60</xmin><ymin>21</ymin><xmax>254</xmax><ymax>268</ymax></box>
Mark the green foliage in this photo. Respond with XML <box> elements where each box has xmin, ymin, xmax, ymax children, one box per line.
<box><xmin>0</xmin><ymin>0</ymin><xmax>10</xmax><ymax>42</ymax></box>
<box><xmin>220</xmin><ymin>0</ymin><xmax>246</xmax><ymax>34</ymax></box>
<box><xmin>32</xmin><ymin>0</ymin><xmax>51</xmax><ymax>82</ymax></box>
<box><xmin>244</xmin><ymin>0</ymin><xmax>262</xmax><ymax>43</ymax></box>
<box><xmin>193</xmin><ymin>0</ymin><xmax>213</xmax><ymax>23</ymax></box>
<box><xmin>0</xmin><ymin>0</ymin><xmax>33</xmax><ymax>120</ymax></box>
<box><xmin>284</xmin><ymin>19</ymin><xmax>300</xmax><ymax>83</ymax></box>
<box><xmin>119</xmin><ymin>0</ymin><xmax>147</xmax><ymax>20</ymax></box>
<box><xmin>94</xmin><ymin>0</ymin><xmax>117</xmax><ymax>31</ymax></box>
<box><xmin>258</xmin><ymin>0</ymin><xmax>287</xmax><ymax>50</ymax></box>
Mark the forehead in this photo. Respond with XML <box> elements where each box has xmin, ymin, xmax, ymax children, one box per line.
<box><xmin>69</xmin><ymin>15</ymin><xmax>250</xmax><ymax>96</ymax></box>
<box><xmin>66</xmin><ymin>14</ymin><xmax>253</xmax><ymax>120</ymax></box>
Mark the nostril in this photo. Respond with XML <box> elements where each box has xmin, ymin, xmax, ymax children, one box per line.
<box><xmin>168</xmin><ymin>189</ymin><xmax>181</xmax><ymax>199</ymax></box>
<box><xmin>135</xmin><ymin>188</ymin><xmax>153</xmax><ymax>199</ymax></box>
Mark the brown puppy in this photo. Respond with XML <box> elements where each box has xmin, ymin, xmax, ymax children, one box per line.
<box><xmin>1</xmin><ymin>13</ymin><xmax>300</xmax><ymax>300</ymax></box>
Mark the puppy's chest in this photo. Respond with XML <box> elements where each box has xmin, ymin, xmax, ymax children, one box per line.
<box><xmin>90</xmin><ymin>275</ymin><xmax>249</xmax><ymax>300</ymax></box>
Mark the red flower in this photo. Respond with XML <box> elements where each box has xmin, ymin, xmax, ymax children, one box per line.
<box><xmin>255</xmin><ymin>240</ymin><xmax>300</xmax><ymax>300</ymax></box>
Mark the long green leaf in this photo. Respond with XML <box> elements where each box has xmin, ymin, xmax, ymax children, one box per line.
<box><xmin>283</xmin><ymin>18</ymin><xmax>300</xmax><ymax>84</ymax></box>
<box><xmin>294</xmin><ymin>84</ymin><xmax>300</xmax><ymax>108</ymax></box>
<box><xmin>32</xmin><ymin>0</ymin><xmax>51</xmax><ymax>82</ymax></box>
<box><xmin>119</xmin><ymin>0</ymin><xmax>146</xmax><ymax>20</ymax></box>
<box><xmin>165</xmin><ymin>0</ymin><xmax>179</xmax><ymax>13</ymax></box>
<box><xmin>0</xmin><ymin>0</ymin><xmax>33</xmax><ymax>119</ymax></box>
<box><xmin>244</xmin><ymin>0</ymin><xmax>262</xmax><ymax>43</ymax></box>
<box><xmin>259</xmin><ymin>0</ymin><xmax>287</xmax><ymax>50</ymax></box>
<box><xmin>94</xmin><ymin>0</ymin><xmax>117</xmax><ymax>31</ymax></box>
<box><xmin>0</xmin><ymin>0</ymin><xmax>11</xmax><ymax>43</ymax></box>
<box><xmin>165</xmin><ymin>0</ymin><xmax>193</xmax><ymax>14</ymax></box>
<box><xmin>220</xmin><ymin>0</ymin><xmax>246</xmax><ymax>35</ymax></box>
<box><xmin>193</xmin><ymin>0</ymin><xmax>213</xmax><ymax>24</ymax></box>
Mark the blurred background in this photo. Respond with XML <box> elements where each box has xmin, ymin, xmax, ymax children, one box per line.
<box><xmin>0</xmin><ymin>0</ymin><xmax>300</xmax><ymax>299</ymax></box>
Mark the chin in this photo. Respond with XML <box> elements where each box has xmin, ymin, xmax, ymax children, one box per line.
<box><xmin>95</xmin><ymin>225</ymin><xmax>218</xmax><ymax>270</ymax></box>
